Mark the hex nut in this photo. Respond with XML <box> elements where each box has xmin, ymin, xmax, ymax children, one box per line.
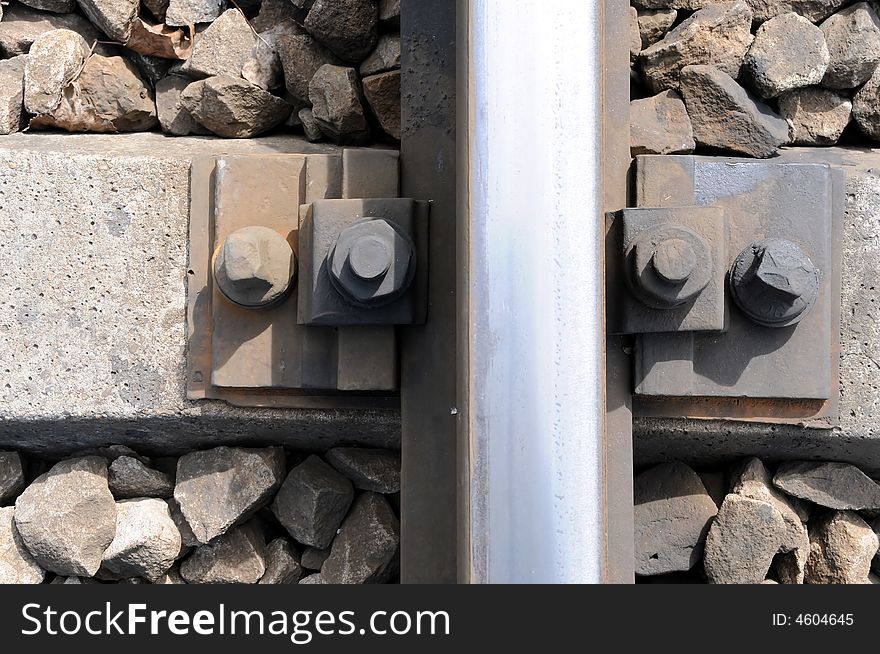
<box><xmin>730</xmin><ymin>238</ymin><xmax>819</xmax><ymax>328</ymax></box>
<box><xmin>328</xmin><ymin>218</ymin><xmax>416</xmax><ymax>308</ymax></box>
<box><xmin>213</xmin><ymin>225</ymin><xmax>296</xmax><ymax>309</ymax></box>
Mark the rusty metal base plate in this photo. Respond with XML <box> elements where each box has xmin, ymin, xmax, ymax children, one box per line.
<box><xmin>631</xmin><ymin>155</ymin><xmax>843</xmax><ymax>426</ymax></box>
<box><xmin>186</xmin><ymin>149</ymin><xmax>403</xmax><ymax>409</ymax></box>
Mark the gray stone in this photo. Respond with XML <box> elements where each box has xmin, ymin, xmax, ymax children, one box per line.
<box><xmin>359</xmin><ymin>34</ymin><xmax>401</xmax><ymax>76</ymax></box>
<box><xmin>153</xmin><ymin>565</ymin><xmax>186</xmax><ymax>584</ymax></box>
<box><xmin>180</xmin><ymin>522</ymin><xmax>267</xmax><ymax>584</ymax></box>
<box><xmin>630</xmin><ymin>90</ymin><xmax>695</xmax><ymax>156</ymax></box>
<box><xmin>156</xmin><ymin>75</ymin><xmax>209</xmax><ymax>136</ymax></box>
<box><xmin>746</xmin><ymin>0</ymin><xmax>851</xmax><ymax>23</ymax></box>
<box><xmin>0</xmin><ymin>507</ymin><xmax>44</xmax><ymax>584</ymax></box>
<box><xmin>743</xmin><ymin>12</ymin><xmax>829</xmax><ymax>98</ymax></box>
<box><xmin>167</xmin><ymin>498</ymin><xmax>199</xmax><ymax>549</ymax></box>
<box><xmin>630</xmin><ymin>7</ymin><xmax>641</xmax><ymax>65</ymax></box>
<box><xmin>299</xmin><ymin>107</ymin><xmax>324</xmax><ymax>141</ymax></box>
<box><xmin>19</xmin><ymin>0</ymin><xmax>76</xmax><ymax>14</ymax></box>
<box><xmin>180</xmin><ymin>9</ymin><xmax>256</xmax><ymax>79</ymax></box>
<box><xmin>640</xmin><ymin>1</ymin><xmax>754</xmax><ymax>93</ymax></box>
<box><xmin>298</xmin><ymin>573</ymin><xmax>325</xmax><ymax>584</ymax></box>
<box><xmin>363</xmin><ymin>70</ymin><xmax>400</xmax><ymax>141</ymax></box>
<box><xmin>779</xmin><ymin>86</ymin><xmax>852</xmax><ymax>145</ymax></box>
<box><xmin>680</xmin><ymin>64</ymin><xmax>789</xmax><ymax>158</ymax></box>
<box><xmin>309</xmin><ymin>64</ymin><xmax>369</xmax><ymax>144</ymax></box>
<box><xmin>805</xmin><ymin>510</ymin><xmax>878</xmax><ymax>583</ymax></box>
<box><xmin>174</xmin><ymin>446</ymin><xmax>285</xmax><ymax>544</ymax></box>
<box><xmin>272</xmin><ymin>455</ymin><xmax>353</xmax><ymax>549</ymax></box>
<box><xmin>304</xmin><ymin>0</ymin><xmax>378</xmax><ymax>63</ymax></box>
<box><xmin>638</xmin><ymin>9</ymin><xmax>677</xmax><ymax>49</ymax></box>
<box><xmin>251</xmin><ymin>0</ymin><xmax>300</xmax><ymax>32</ymax></box>
<box><xmin>109</xmin><ymin>456</ymin><xmax>174</xmax><ymax>500</ymax></box>
<box><xmin>23</xmin><ymin>28</ymin><xmax>90</xmax><ymax>117</ymax></box>
<box><xmin>378</xmin><ymin>0</ymin><xmax>398</xmax><ymax>23</ymax></box>
<box><xmin>29</xmin><ymin>54</ymin><xmax>158</xmax><ymax>133</ymax></box>
<box><xmin>0</xmin><ymin>5</ymin><xmax>100</xmax><ymax>58</ymax></box>
<box><xmin>180</xmin><ymin>76</ymin><xmax>292</xmax><ymax>138</ymax></box>
<box><xmin>320</xmin><ymin>492</ymin><xmax>399</xmax><ymax>584</ymax></box>
<box><xmin>774</xmin><ymin>461</ymin><xmax>880</xmax><ymax>510</ymax></box>
<box><xmin>259</xmin><ymin>538</ymin><xmax>303</xmax><ymax>584</ymax></box>
<box><xmin>634</xmin><ymin>462</ymin><xmax>718</xmax><ymax>576</ymax></box>
<box><xmin>13</xmin><ymin>456</ymin><xmax>116</xmax><ymax>577</ymax></box>
<box><xmin>100</xmin><ymin>498</ymin><xmax>181</xmax><ymax>582</ymax></box>
<box><xmin>0</xmin><ymin>451</ymin><xmax>25</xmax><ymax>504</ymax></box>
<box><xmin>704</xmin><ymin>494</ymin><xmax>788</xmax><ymax>584</ymax></box>
<box><xmin>242</xmin><ymin>37</ymin><xmax>284</xmax><ymax>91</ymax></box>
<box><xmin>301</xmin><ymin>546</ymin><xmax>330</xmax><ymax>570</ymax></box>
<box><xmin>76</xmin><ymin>0</ymin><xmax>138</xmax><ymax>43</ymax></box>
<box><xmin>165</xmin><ymin>0</ymin><xmax>225</xmax><ymax>26</ymax></box>
<box><xmin>730</xmin><ymin>457</ymin><xmax>810</xmax><ymax>583</ymax></box>
<box><xmin>325</xmin><ymin>447</ymin><xmax>400</xmax><ymax>493</ymax></box>
<box><xmin>276</xmin><ymin>31</ymin><xmax>340</xmax><ymax>103</ymax></box>
<box><xmin>853</xmin><ymin>67</ymin><xmax>880</xmax><ymax>140</ymax></box>
<box><xmin>820</xmin><ymin>2</ymin><xmax>880</xmax><ymax>89</ymax></box>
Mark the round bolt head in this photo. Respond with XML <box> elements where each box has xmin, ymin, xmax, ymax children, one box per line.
<box><xmin>730</xmin><ymin>238</ymin><xmax>819</xmax><ymax>328</ymax></box>
<box><xmin>213</xmin><ymin>225</ymin><xmax>296</xmax><ymax>309</ymax></box>
<box><xmin>652</xmin><ymin>238</ymin><xmax>696</xmax><ymax>284</ymax></box>
<box><xmin>329</xmin><ymin>218</ymin><xmax>416</xmax><ymax>308</ymax></box>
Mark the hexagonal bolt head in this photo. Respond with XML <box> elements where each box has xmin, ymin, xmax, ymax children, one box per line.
<box><xmin>214</xmin><ymin>225</ymin><xmax>296</xmax><ymax>309</ymax></box>
<box><xmin>329</xmin><ymin>218</ymin><xmax>416</xmax><ymax>308</ymax></box>
<box><xmin>652</xmin><ymin>238</ymin><xmax>696</xmax><ymax>284</ymax></box>
<box><xmin>630</xmin><ymin>225</ymin><xmax>712</xmax><ymax>309</ymax></box>
<box><xmin>730</xmin><ymin>238</ymin><xmax>819</xmax><ymax>328</ymax></box>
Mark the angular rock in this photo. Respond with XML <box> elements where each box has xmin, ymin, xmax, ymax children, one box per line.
<box><xmin>640</xmin><ymin>2</ymin><xmax>754</xmax><ymax>93</ymax></box>
<box><xmin>730</xmin><ymin>458</ymin><xmax>810</xmax><ymax>583</ymax></box>
<box><xmin>304</xmin><ymin>0</ymin><xmax>378</xmax><ymax>63</ymax></box>
<box><xmin>167</xmin><ymin>498</ymin><xmax>199</xmax><ymax>549</ymax></box>
<box><xmin>321</xmin><ymin>493</ymin><xmax>399</xmax><ymax>584</ymax></box>
<box><xmin>259</xmin><ymin>538</ymin><xmax>303</xmax><ymax>584</ymax></box>
<box><xmin>0</xmin><ymin>451</ymin><xmax>26</xmax><ymax>504</ymax></box>
<box><xmin>109</xmin><ymin>456</ymin><xmax>174</xmax><ymax>499</ymax></box>
<box><xmin>0</xmin><ymin>507</ymin><xmax>44</xmax><ymax>584</ymax></box>
<box><xmin>378</xmin><ymin>0</ymin><xmax>398</xmax><ymax>24</ymax></box>
<box><xmin>630</xmin><ymin>90</ymin><xmax>695</xmax><ymax>155</ymax></box>
<box><xmin>13</xmin><ymin>456</ymin><xmax>116</xmax><ymax>577</ymax></box>
<box><xmin>23</xmin><ymin>28</ymin><xmax>90</xmax><ymax>116</ymax></box>
<box><xmin>309</xmin><ymin>64</ymin><xmax>370</xmax><ymax>143</ymax></box>
<box><xmin>19</xmin><ymin>0</ymin><xmax>76</xmax><ymax>13</ymax></box>
<box><xmin>252</xmin><ymin>0</ymin><xmax>300</xmax><ymax>32</ymax></box>
<box><xmin>165</xmin><ymin>0</ymin><xmax>225</xmax><ymax>26</ymax></box>
<box><xmin>181</xmin><ymin>9</ymin><xmax>256</xmax><ymax>79</ymax></box>
<box><xmin>299</xmin><ymin>107</ymin><xmax>323</xmax><ymax>141</ymax></box>
<box><xmin>76</xmin><ymin>0</ymin><xmax>138</xmax><ymax>43</ymax></box>
<box><xmin>680</xmin><ymin>64</ymin><xmax>789</xmax><ymax>157</ymax></box>
<box><xmin>780</xmin><ymin>86</ymin><xmax>852</xmax><ymax>145</ymax></box>
<box><xmin>299</xmin><ymin>573</ymin><xmax>325</xmax><ymax>584</ymax></box>
<box><xmin>704</xmin><ymin>494</ymin><xmax>787</xmax><ymax>584</ymax></box>
<box><xmin>360</xmin><ymin>34</ymin><xmax>401</xmax><ymax>76</ymax></box>
<box><xmin>180</xmin><ymin>76</ymin><xmax>292</xmax><ymax>138</ymax></box>
<box><xmin>174</xmin><ymin>446</ymin><xmax>285</xmax><ymax>544</ymax></box>
<box><xmin>820</xmin><ymin>2</ymin><xmax>880</xmax><ymax>89</ymax></box>
<box><xmin>301</xmin><ymin>546</ymin><xmax>330</xmax><ymax>570</ymax></box>
<box><xmin>743</xmin><ymin>12</ymin><xmax>829</xmax><ymax>98</ymax></box>
<box><xmin>0</xmin><ymin>5</ymin><xmax>100</xmax><ymax>58</ymax></box>
<box><xmin>634</xmin><ymin>462</ymin><xmax>718</xmax><ymax>576</ymax></box>
<box><xmin>180</xmin><ymin>522</ymin><xmax>267</xmax><ymax>584</ymax></box>
<box><xmin>805</xmin><ymin>511</ymin><xmax>878</xmax><ymax>584</ymax></box>
<box><xmin>272</xmin><ymin>455</ymin><xmax>354</xmax><ymax>549</ymax></box>
<box><xmin>242</xmin><ymin>37</ymin><xmax>283</xmax><ymax>91</ymax></box>
<box><xmin>745</xmin><ymin>0</ymin><xmax>851</xmax><ymax>23</ymax></box>
<box><xmin>853</xmin><ymin>68</ymin><xmax>880</xmax><ymax>140</ymax></box>
<box><xmin>638</xmin><ymin>9</ymin><xmax>677</xmax><ymax>49</ymax></box>
<box><xmin>30</xmin><ymin>54</ymin><xmax>158</xmax><ymax>133</ymax></box>
<box><xmin>101</xmin><ymin>498</ymin><xmax>181</xmax><ymax>582</ymax></box>
<box><xmin>630</xmin><ymin>6</ymin><xmax>641</xmax><ymax>65</ymax></box>
<box><xmin>325</xmin><ymin>448</ymin><xmax>401</xmax><ymax>494</ymax></box>
<box><xmin>363</xmin><ymin>70</ymin><xmax>400</xmax><ymax>141</ymax></box>
<box><xmin>276</xmin><ymin>31</ymin><xmax>340</xmax><ymax>103</ymax></box>
<box><xmin>774</xmin><ymin>461</ymin><xmax>880</xmax><ymax>510</ymax></box>
<box><xmin>156</xmin><ymin>75</ymin><xmax>209</xmax><ymax>136</ymax></box>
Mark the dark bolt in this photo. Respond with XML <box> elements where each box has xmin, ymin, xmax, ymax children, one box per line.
<box><xmin>329</xmin><ymin>218</ymin><xmax>416</xmax><ymax>308</ymax></box>
<box><xmin>652</xmin><ymin>238</ymin><xmax>696</xmax><ymax>284</ymax></box>
<box><xmin>213</xmin><ymin>225</ymin><xmax>296</xmax><ymax>309</ymax></box>
<box><xmin>729</xmin><ymin>238</ymin><xmax>819</xmax><ymax>328</ymax></box>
